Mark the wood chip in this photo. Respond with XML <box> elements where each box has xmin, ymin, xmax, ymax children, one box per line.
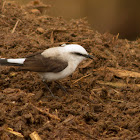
<box><xmin>37</xmin><ymin>27</ymin><xmax>45</xmax><ymax>34</ymax></box>
<box><xmin>5</xmin><ymin>127</ymin><xmax>24</xmax><ymax>138</ymax></box>
<box><xmin>107</xmin><ymin>67</ymin><xmax>140</xmax><ymax>78</ymax></box>
<box><xmin>31</xmin><ymin>9</ymin><xmax>41</xmax><ymax>14</ymax></box>
<box><xmin>30</xmin><ymin>131</ymin><xmax>42</xmax><ymax>140</ymax></box>
<box><xmin>94</xmin><ymin>67</ymin><xmax>140</xmax><ymax>78</ymax></box>
<box><xmin>97</xmin><ymin>80</ymin><xmax>140</xmax><ymax>88</ymax></box>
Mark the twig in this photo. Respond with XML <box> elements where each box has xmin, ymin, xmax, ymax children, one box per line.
<box><xmin>30</xmin><ymin>131</ymin><xmax>42</xmax><ymax>140</ymax></box>
<box><xmin>1</xmin><ymin>0</ymin><xmax>6</xmax><ymax>12</ymax></box>
<box><xmin>92</xmin><ymin>88</ymin><xmax>103</xmax><ymax>91</ymax></box>
<box><xmin>107</xmin><ymin>99</ymin><xmax>124</xmax><ymax>103</ymax></box>
<box><xmin>96</xmin><ymin>80</ymin><xmax>127</xmax><ymax>88</ymax></box>
<box><xmin>112</xmin><ymin>33</ymin><xmax>119</xmax><ymax>43</ymax></box>
<box><xmin>55</xmin><ymin>115</ymin><xmax>75</xmax><ymax>129</ymax></box>
<box><xmin>11</xmin><ymin>19</ymin><xmax>20</xmax><ymax>33</ymax></box>
<box><xmin>82</xmin><ymin>96</ymin><xmax>101</xmax><ymax>105</ymax></box>
<box><xmin>31</xmin><ymin>104</ymin><xmax>61</xmax><ymax>121</ymax></box>
<box><xmin>50</xmin><ymin>31</ymin><xmax>54</xmax><ymax>44</ymax></box>
<box><xmin>79</xmin><ymin>60</ymin><xmax>93</xmax><ymax>68</ymax></box>
<box><xmin>91</xmin><ymin>90</ymin><xmax>104</xmax><ymax>104</ymax></box>
<box><xmin>72</xmin><ymin>73</ymin><xmax>92</xmax><ymax>84</ymax></box>
<box><xmin>5</xmin><ymin>127</ymin><xmax>24</xmax><ymax>138</ymax></box>
<box><xmin>49</xmin><ymin>29</ymin><xmax>93</xmax><ymax>32</ymax></box>
<box><xmin>96</xmin><ymin>80</ymin><xmax>140</xmax><ymax>88</ymax></box>
<box><xmin>62</xmin><ymin>115</ymin><xmax>75</xmax><ymax>124</ymax></box>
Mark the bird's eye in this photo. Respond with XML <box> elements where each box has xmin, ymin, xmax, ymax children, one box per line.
<box><xmin>72</xmin><ymin>52</ymin><xmax>84</xmax><ymax>56</ymax></box>
<box><xmin>72</xmin><ymin>52</ymin><xmax>94</xmax><ymax>59</ymax></box>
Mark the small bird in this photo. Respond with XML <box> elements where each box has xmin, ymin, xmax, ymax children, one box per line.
<box><xmin>0</xmin><ymin>44</ymin><xmax>94</xmax><ymax>95</ymax></box>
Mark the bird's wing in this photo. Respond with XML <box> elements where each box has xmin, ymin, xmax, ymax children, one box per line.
<box><xmin>22</xmin><ymin>54</ymin><xmax>68</xmax><ymax>72</ymax></box>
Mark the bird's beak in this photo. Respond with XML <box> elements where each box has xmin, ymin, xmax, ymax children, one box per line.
<box><xmin>86</xmin><ymin>54</ymin><xmax>94</xmax><ymax>59</ymax></box>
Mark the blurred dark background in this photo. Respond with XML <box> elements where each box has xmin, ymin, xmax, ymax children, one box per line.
<box><xmin>9</xmin><ymin>0</ymin><xmax>140</xmax><ymax>40</ymax></box>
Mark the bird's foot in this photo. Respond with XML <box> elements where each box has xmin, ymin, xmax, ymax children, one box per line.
<box><xmin>55</xmin><ymin>81</ymin><xmax>68</xmax><ymax>94</ymax></box>
<box><xmin>42</xmin><ymin>80</ymin><xmax>59</xmax><ymax>98</ymax></box>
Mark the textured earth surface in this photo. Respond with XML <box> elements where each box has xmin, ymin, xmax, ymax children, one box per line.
<box><xmin>0</xmin><ymin>1</ymin><xmax>140</xmax><ymax>140</ymax></box>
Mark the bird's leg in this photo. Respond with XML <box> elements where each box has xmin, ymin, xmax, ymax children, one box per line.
<box><xmin>42</xmin><ymin>80</ymin><xmax>55</xmax><ymax>97</ymax></box>
<box><xmin>55</xmin><ymin>81</ymin><xmax>68</xmax><ymax>93</ymax></box>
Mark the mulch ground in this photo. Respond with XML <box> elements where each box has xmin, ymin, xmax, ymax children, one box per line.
<box><xmin>0</xmin><ymin>1</ymin><xmax>140</xmax><ymax>140</ymax></box>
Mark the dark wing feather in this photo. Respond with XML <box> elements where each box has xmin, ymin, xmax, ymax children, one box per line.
<box><xmin>22</xmin><ymin>54</ymin><xmax>68</xmax><ymax>72</ymax></box>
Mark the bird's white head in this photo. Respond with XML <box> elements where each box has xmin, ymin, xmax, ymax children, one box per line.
<box><xmin>64</xmin><ymin>44</ymin><xmax>88</xmax><ymax>55</ymax></box>
<box><xmin>62</xmin><ymin>44</ymin><xmax>94</xmax><ymax>65</ymax></box>
<box><xmin>64</xmin><ymin>44</ymin><xmax>93</xmax><ymax>58</ymax></box>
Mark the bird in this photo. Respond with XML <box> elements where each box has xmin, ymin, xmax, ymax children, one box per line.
<box><xmin>0</xmin><ymin>44</ymin><xmax>94</xmax><ymax>96</ymax></box>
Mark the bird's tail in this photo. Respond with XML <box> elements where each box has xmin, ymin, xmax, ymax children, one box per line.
<box><xmin>0</xmin><ymin>58</ymin><xmax>25</xmax><ymax>66</ymax></box>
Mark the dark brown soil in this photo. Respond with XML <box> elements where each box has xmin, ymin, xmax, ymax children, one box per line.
<box><xmin>0</xmin><ymin>1</ymin><xmax>140</xmax><ymax>140</ymax></box>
